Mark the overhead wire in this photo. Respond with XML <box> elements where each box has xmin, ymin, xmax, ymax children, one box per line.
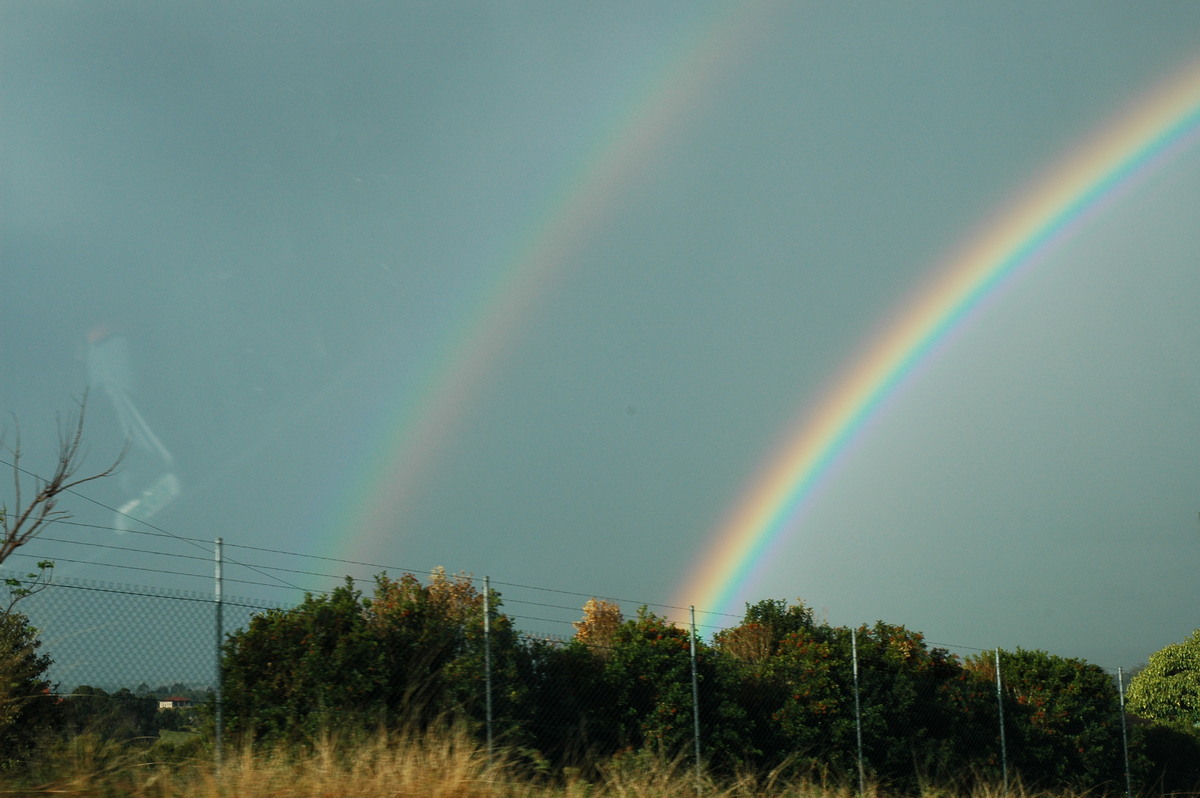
<box><xmin>3</xmin><ymin>457</ymin><xmax>746</xmax><ymax>634</ymax></box>
<box><xmin>167</xmin><ymin>536</ymin><xmax>707</xmax><ymax>619</ymax></box>
<box><xmin>0</xmin><ymin>453</ymin><xmax>307</xmax><ymax>593</ymax></box>
<box><xmin>28</xmin><ymin>534</ymin><xmax>367</xmax><ymax>586</ymax></box>
<box><xmin>1</xmin><ymin>570</ymin><xmax>276</xmax><ymax>610</ymax></box>
<box><xmin>2</xmin><ymin>399</ymin><xmax>1089</xmax><ymax>662</ymax></box>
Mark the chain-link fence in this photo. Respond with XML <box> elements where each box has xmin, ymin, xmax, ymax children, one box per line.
<box><xmin>9</xmin><ymin>573</ymin><xmax>274</xmax><ymax>693</ymax></box>
<box><xmin>4</xmin><ymin>558</ymin><xmax>1199</xmax><ymax>796</ymax></box>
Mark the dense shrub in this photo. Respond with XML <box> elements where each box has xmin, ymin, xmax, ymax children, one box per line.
<box><xmin>1126</xmin><ymin>629</ymin><xmax>1200</xmax><ymax>733</ymax></box>
<box><xmin>716</xmin><ymin>600</ymin><xmax>996</xmax><ymax>790</ymax></box>
<box><xmin>214</xmin><ymin>579</ymin><xmax>1200</xmax><ymax>794</ymax></box>
<box><xmin>965</xmin><ymin>648</ymin><xmax>1125</xmax><ymax>791</ymax></box>
<box><xmin>60</xmin><ymin>686</ymin><xmax>159</xmax><ymax>741</ymax></box>
<box><xmin>221</xmin><ymin>570</ymin><xmax>529</xmax><ymax>745</ymax></box>
<box><xmin>0</xmin><ymin>610</ymin><xmax>58</xmax><ymax>769</ymax></box>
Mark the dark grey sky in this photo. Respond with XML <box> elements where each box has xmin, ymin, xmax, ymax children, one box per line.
<box><xmin>3</xmin><ymin>2</ymin><xmax>1200</xmax><ymax>670</ymax></box>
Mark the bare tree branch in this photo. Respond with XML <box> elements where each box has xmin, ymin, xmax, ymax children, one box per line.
<box><xmin>0</xmin><ymin>396</ymin><xmax>123</xmax><ymax>566</ymax></box>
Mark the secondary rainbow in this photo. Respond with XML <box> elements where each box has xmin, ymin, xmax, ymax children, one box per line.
<box><xmin>329</xmin><ymin>5</ymin><xmax>775</xmax><ymax>564</ymax></box>
<box><xmin>674</xmin><ymin>56</ymin><xmax>1200</xmax><ymax>625</ymax></box>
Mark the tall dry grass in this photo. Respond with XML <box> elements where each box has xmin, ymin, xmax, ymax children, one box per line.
<box><xmin>1</xmin><ymin>727</ymin><xmax>1115</xmax><ymax>798</ymax></box>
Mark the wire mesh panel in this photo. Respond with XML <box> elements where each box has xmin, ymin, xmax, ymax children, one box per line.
<box><xmin>4</xmin><ymin>563</ymin><xmax>1199</xmax><ymax>794</ymax></box>
<box><xmin>5</xmin><ymin>572</ymin><xmax>277</xmax><ymax>692</ymax></box>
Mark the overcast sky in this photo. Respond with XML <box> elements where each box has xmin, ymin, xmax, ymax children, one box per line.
<box><xmin>3</xmin><ymin>1</ymin><xmax>1200</xmax><ymax>670</ymax></box>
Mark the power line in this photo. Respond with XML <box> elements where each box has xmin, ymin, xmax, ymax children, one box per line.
<box><xmin>1</xmin><ymin>570</ymin><xmax>280</xmax><ymax>611</ymax></box>
<box><xmin>56</xmin><ymin>520</ymin><xmax>209</xmax><ymax>542</ymax></box>
<box><xmin>27</xmin><ymin>534</ymin><xmax>214</xmax><ymax>563</ymax></box>
<box><xmin>27</xmin><ymin>535</ymin><xmax>381</xmax><ymax>588</ymax></box>
<box><xmin>5</xmin><ymin>552</ymin><xmax>208</xmax><ymax>583</ymax></box>
<box><xmin>3</xmin><ymin>458</ymin><xmax>741</xmax><ymax>630</ymax></box>
<box><xmin>0</xmin><ymin>455</ymin><xmax>306</xmax><ymax>593</ymax></box>
<box><xmin>188</xmin><ymin>539</ymin><xmax>702</xmax><ymax>618</ymax></box>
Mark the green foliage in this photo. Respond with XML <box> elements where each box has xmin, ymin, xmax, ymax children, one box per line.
<box><xmin>966</xmin><ymin>648</ymin><xmax>1125</xmax><ymax>790</ymax></box>
<box><xmin>524</xmin><ymin>636</ymin><xmax>609</xmax><ymax>768</ymax></box>
<box><xmin>604</xmin><ymin>607</ymin><xmax>696</xmax><ymax>754</ymax></box>
<box><xmin>754</xmin><ymin>619</ymin><xmax>850</xmax><ymax>769</ymax></box>
<box><xmin>847</xmin><ymin>622</ymin><xmax>994</xmax><ymax>786</ymax></box>
<box><xmin>209</xmin><ymin>585</ymin><xmax>1200</xmax><ymax>793</ymax></box>
<box><xmin>3</xmin><ymin>560</ymin><xmax>54</xmax><ymax>613</ymax></box>
<box><xmin>1123</xmin><ymin>629</ymin><xmax>1200</xmax><ymax>792</ymax></box>
<box><xmin>221</xmin><ymin>570</ymin><xmax>529</xmax><ymax>746</ymax></box>
<box><xmin>712</xmin><ymin>599</ymin><xmax>823</xmax><ymax>767</ymax></box>
<box><xmin>1127</xmin><ymin>719</ymin><xmax>1200</xmax><ymax>794</ymax></box>
<box><xmin>714</xmin><ymin>601</ymin><xmax>1146</xmax><ymax>793</ymax></box>
<box><xmin>716</xmin><ymin>601</ymin><xmax>995</xmax><ymax>789</ymax></box>
<box><xmin>60</xmin><ymin>685</ymin><xmax>159</xmax><ymax>741</ymax></box>
<box><xmin>526</xmin><ymin>606</ymin><xmax>748</xmax><ymax>774</ymax></box>
<box><xmin>1126</xmin><ymin>628</ymin><xmax>1200</xmax><ymax>734</ymax></box>
<box><xmin>733</xmin><ymin>598</ymin><xmax>820</xmax><ymax>649</ymax></box>
<box><xmin>600</xmin><ymin>607</ymin><xmax>746</xmax><ymax>767</ymax></box>
<box><xmin>222</xmin><ymin>578</ymin><xmax>377</xmax><ymax>739</ymax></box>
<box><xmin>0</xmin><ymin>609</ymin><xmax>58</xmax><ymax>770</ymax></box>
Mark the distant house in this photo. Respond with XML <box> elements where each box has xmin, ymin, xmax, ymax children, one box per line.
<box><xmin>158</xmin><ymin>696</ymin><xmax>193</xmax><ymax>710</ymax></box>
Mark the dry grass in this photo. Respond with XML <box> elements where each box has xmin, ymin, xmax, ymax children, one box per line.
<box><xmin>0</xmin><ymin>728</ymin><xmax>1116</xmax><ymax>798</ymax></box>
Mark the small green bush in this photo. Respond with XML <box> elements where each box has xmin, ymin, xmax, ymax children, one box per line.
<box><xmin>0</xmin><ymin>609</ymin><xmax>59</xmax><ymax>770</ymax></box>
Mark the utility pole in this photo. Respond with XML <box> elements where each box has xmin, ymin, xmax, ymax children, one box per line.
<box><xmin>214</xmin><ymin>537</ymin><xmax>224</xmax><ymax>769</ymax></box>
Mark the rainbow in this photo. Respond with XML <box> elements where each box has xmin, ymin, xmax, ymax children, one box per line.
<box><xmin>673</xmin><ymin>55</ymin><xmax>1200</xmax><ymax>626</ymax></box>
<box><xmin>330</xmin><ymin>5</ymin><xmax>775</xmax><ymax>563</ymax></box>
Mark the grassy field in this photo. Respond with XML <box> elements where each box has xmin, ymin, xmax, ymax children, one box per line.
<box><xmin>2</xmin><ymin>728</ymin><xmax>1120</xmax><ymax>798</ymax></box>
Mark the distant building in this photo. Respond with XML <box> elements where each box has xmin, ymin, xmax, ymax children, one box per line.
<box><xmin>158</xmin><ymin>696</ymin><xmax>193</xmax><ymax>710</ymax></box>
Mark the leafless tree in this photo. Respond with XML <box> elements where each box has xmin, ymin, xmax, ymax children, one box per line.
<box><xmin>1</xmin><ymin>397</ymin><xmax>122</xmax><ymax>567</ymax></box>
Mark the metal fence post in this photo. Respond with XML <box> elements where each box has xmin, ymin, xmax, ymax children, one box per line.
<box><xmin>851</xmin><ymin>626</ymin><xmax>865</xmax><ymax>795</ymax></box>
<box><xmin>214</xmin><ymin>537</ymin><xmax>223</xmax><ymax>768</ymax></box>
<box><xmin>689</xmin><ymin>605</ymin><xmax>702</xmax><ymax>791</ymax></box>
<box><xmin>995</xmin><ymin>648</ymin><xmax>1007</xmax><ymax>794</ymax></box>
<box><xmin>483</xmin><ymin>575</ymin><xmax>494</xmax><ymax>755</ymax></box>
<box><xmin>1118</xmin><ymin>667</ymin><xmax>1132</xmax><ymax>798</ymax></box>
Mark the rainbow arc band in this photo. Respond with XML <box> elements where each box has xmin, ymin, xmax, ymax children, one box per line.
<box><xmin>331</xmin><ymin>4</ymin><xmax>773</xmax><ymax>562</ymax></box>
<box><xmin>673</xmin><ymin>56</ymin><xmax>1200</xmax><ymax>627</ymax></box>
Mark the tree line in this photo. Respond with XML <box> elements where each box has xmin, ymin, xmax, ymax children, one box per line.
<box><xmin>214</xmin><ymin>569</ymin><xmax>1200</xmax><ymax>795</ymax></box>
